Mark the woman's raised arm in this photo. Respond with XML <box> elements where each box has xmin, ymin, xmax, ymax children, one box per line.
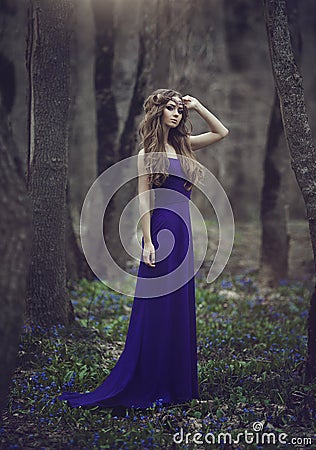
<box><xmin>183</xmin><ymin>95</ymin><xmax>229</xmax><ymax>151</ymax></box>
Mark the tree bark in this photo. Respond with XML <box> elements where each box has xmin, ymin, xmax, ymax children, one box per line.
<box><xmin>66</xmin><ymin>183</ymin><xmax>95</xmax><ymax>283</ymax></box>
<box><xmin>259</xmin><ymin>90</ymin><xmax>290</xmax><ymax>287</ymax></box>
<box><xmin>263</xmin><ymin>0</ymin><xmax>316</xmax><ymax>382</ymax></box>
<box><xmin>66</xmin><ymin>7</ymin><xmax>95</xmax><ymax>284</ymax></box>
<box><xmin>25</xmin><ymin>0</ymin><xmax>74</xmax><ymax>327</ymax></box>
<box><xmin>259</xmin><ymin>0</ymin><xmax>302</xmax><ymax>287</ymax></box>
<box><xmin>0</xmin><ymin>103</ymin><xmax>32</xmax><ymax>417</ymax></box>
<box><xmin>0</xmin><ymin>52</ymin><xmax>15</xmax><ymax>114</ymax></box>
<box><xmin>91</xmin><ymin>0</ymin><xmax>119</xmax><ymax>176</ymax></box>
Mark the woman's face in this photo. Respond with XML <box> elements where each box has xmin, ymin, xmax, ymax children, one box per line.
<box><xmin>161</xmin><ymin>96</ymin><xmax>184</xmax><ymax>128</ymax></box>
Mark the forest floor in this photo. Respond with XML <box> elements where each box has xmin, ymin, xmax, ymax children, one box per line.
<box><xmin>0</xmin><ymin>219</ymin><xmax>315</xmax><ymax>449</ymax></box>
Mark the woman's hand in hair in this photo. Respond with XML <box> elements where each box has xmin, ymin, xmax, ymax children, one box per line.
<box><xmin>182</xmin><ymin>95</ymin><xmax>201</xmax><ymax>111</ymax></box>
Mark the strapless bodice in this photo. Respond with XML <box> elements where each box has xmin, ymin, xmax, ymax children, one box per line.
<box><xmin>152</xmin><ymin>158</ymin><xmax>192</xmax><ymax>206</ymax></box>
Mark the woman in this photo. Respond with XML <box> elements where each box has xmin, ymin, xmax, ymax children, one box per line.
<box><xmin>59</xmin><ymin>88</ymin><xmax>229</xmax><ymax>410</ymax></box>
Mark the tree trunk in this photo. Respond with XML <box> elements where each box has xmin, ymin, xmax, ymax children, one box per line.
<box><xmin>0</xmin><ymin>103</ymin><xmax>32</xmax><ymax>417</ymax></box>
<box><xmin>259</xmin><ymin>0</ymin><xmax>302</xmax><ymax>287</ymax></box>
<box><xmin>66</xmin><ymin>183</ymin><xmax>95</xmax><ymax>283</ymax></box>
<box><xmin>90</xmin><ymin>0</ymin><xmax>122</xmax><ymax>276</ymax></box>
<box><xmin>91</xmin><ymin>0</ymin><xmax>119</xmax><ymax>176</ymax></box>
<box><xmin>259</xmin><ymin>90</ymin><xmax>290</xmax><ymax>287</ymax></box>
<box><xmin>263</xmin><ymin>0</ymin><xmax>316</xmax><ymax>382</ymax></box>
<box><xmin>66</xmin><ymin>13</ymin><xmax>95</xmax><ymax>284</ymax></box>
<box><xmin>25</xmin><ymin>0</ymin><xmax>74</xmax><ymax>327</ymax></box>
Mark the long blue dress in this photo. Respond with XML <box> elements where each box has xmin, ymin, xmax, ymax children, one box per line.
<box><xmin>58</xmin><ymin>157</ymin><xmax>199</xmax><ymax>409</ymax></box>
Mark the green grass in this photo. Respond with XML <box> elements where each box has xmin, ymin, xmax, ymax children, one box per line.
<box><xmin>1</xmin><ymin>274</ymin><xmax>315</xmax><ymax>449</ymax></box>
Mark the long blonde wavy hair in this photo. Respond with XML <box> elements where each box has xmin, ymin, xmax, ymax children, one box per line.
<box><xmin>138</xmin><ymin>88</ymin><xmax>205</xmax><ymax>191</ymax></box>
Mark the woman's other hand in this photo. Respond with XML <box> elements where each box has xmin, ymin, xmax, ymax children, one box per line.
<box><xmin>143</xmin><ymin>241</ymin><xmax>156</xmax><ymax>267</ymax></box>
